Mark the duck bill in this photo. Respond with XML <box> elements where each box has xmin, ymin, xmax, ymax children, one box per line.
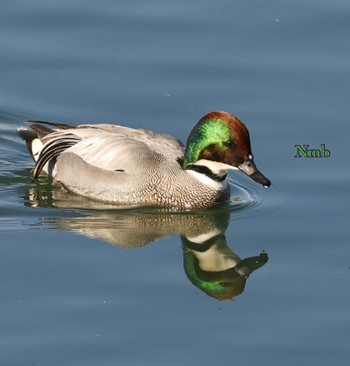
<box><xmin>238</xmin><ymin>157</ymin><xmax>271</xmax><ymax>188</ymax></box>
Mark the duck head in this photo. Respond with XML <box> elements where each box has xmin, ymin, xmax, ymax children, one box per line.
<box><xmin>183</xmin><ymin>111</ymin><xmax>271</xmax><ymax>187</ymax></box>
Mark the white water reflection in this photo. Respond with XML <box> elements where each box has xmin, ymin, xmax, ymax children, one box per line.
<box><xmin>23</xmin><ymin>183</ymin><xmax>268</xmax><ymax>300</ymax></box>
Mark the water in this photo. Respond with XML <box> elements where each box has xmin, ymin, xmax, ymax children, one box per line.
<box><xmin>1</xmin><ymin>0</ymin><xmax>349</xmax><ymax>365</ymax></box>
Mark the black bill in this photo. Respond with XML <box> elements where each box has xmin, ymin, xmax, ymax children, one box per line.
<box><xmin>238</xmin><ymin>156</ymin><xmax>271</xmax><ymax>188</ymax></box>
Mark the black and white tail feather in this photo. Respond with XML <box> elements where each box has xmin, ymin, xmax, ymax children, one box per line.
<box><xmin>18</xmin><ymin>121</ymin><xmax>81</xmax><ymax>179</ymax></box>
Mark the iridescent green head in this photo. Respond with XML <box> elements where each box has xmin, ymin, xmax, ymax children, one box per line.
<box><xmin>183</xmin><ymin>111</ymin><xmax>271</xmax><ymax>187</ymax></box>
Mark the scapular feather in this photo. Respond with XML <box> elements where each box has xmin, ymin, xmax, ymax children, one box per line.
<box><xmin>33</xmin><ymin>135</ymin><xmax>81</xmax><ymax>178</ymax></box>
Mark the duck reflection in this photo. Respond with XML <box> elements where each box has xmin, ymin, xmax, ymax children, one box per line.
<box><xmin>183</xmin><ymin>235</ymin><xmax>267</xmax><ymax>300</ymax></box>
<box><xmin>25</xmin><ymin>183</ymin><xmax>268</xmax><ymax>300</ymax></box>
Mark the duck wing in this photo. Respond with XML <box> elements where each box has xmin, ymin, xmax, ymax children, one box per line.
<box><xmin>64</xmin><ymin>124</ymin><xmax>184</xmax><ymax>171</ymax></box>
<box><xmin>76</xmin><ymin>124</ymin><xmax>185</xmax><ymax>160</ymax></box>
<box><xmin>51</xmin><ymin>125</ymin><xmax>186</xmax><ymax>203</ymax></box>
<box><xmin>27</xmin><ymin>123</ymin><xmax>185</xmax><ymax>177</ymax></box>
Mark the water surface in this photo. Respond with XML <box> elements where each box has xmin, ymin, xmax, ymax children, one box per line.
<box><xmin>1</xmin><ymin>1</ymin><xmax>349</xmax><ymax>365</ymax></box>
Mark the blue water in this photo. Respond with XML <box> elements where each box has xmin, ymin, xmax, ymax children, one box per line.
<box><xmin>1</xmin><ymin>1</ymin><xmax>349</xmax><ymax>365</ymax></box>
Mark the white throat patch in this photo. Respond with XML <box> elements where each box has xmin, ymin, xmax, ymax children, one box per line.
<box><xmin>195</xmin><ymin>159</ymin><xmax>238</xmax><ymax>175</ymax></box>
<box><xmin>187</xmin><ymin>159</ymin><xmax>234</xmax><ymax>190</ymax></box>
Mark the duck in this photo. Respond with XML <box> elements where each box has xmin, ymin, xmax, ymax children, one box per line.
<box><xmin>18</xmin><ymin>111</ymin><xmax>271</xmax><ymax>210</ymax></box>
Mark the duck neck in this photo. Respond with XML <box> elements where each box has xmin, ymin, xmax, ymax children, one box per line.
<box><xmin>184</xmin><ymin>159</ymin><xmax>237</xmax><ymax>190</ymax></box>
<box><xmin>186</xmin><ymin>161</ymin><xmax>227</xmax><ymax>182</ymax></box>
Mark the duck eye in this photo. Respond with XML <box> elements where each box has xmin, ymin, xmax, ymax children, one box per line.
<box><xmin>220</xmin><ymin>282</ymin><xmax>230</xmax><ymax>287</ymax></box>
<box><xmin>224</xmin><ymin>140</ymin><xmax>234</xmax><ymax>147</ymax></box>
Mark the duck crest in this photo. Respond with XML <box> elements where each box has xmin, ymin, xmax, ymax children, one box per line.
<box><xmin>183</xmin><ymin>111</ymin><xmax>251</xmax><ymax>169</ymax></box>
